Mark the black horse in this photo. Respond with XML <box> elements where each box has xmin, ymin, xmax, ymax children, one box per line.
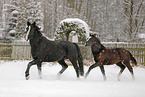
<box><xmin>85</xmin><ymin>34</ymin><xmax>137</xmax><ymax>81</ymax></box>
<box><xmin>25</xmin><ymin>21</ymin><xmax>84</xmax><ymax>80</ymax></box>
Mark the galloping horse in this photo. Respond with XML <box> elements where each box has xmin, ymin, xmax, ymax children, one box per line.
<box><xmin>85</xmin><ymin>35</ymin><xmax>137</xmax><ymax>81</ymax></box>
<box><xmin>25</xmin><ymin>21</ymin><xmax>84</xmax><ymax>80</ymax></box>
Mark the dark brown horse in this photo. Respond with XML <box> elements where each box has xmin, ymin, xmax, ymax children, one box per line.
<box><xmin>85</xmin><ymin>35</ymin><xmax>137</xmax><ymax>81</ymax></box>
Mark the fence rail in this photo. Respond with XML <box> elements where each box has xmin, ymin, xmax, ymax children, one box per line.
<box><xmin>0</xmin><ymin>41</ymin><xmax>145</xmax><ymax>65</ymax></box>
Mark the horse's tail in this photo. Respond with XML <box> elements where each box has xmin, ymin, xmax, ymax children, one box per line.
<box><xmin>128</xmin><ymin>51</ymin><xmax>137</xmax><ymax>66</ymax></box>
<box><xmin>73</xmin><ymin>43</ymin><xmax>84</xmax><ymax>76</ymax></box>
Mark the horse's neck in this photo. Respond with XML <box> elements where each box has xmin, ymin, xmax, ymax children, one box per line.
<box><xmin>30</xmin><ymin>39</ymin><xmax>37</xmax><ymax>48</ymax></box>
<box><xmin>91</xmin><ymin>43</ymin><xmax>106</xmax><ymax>54</ymax></box>
<box><xmin>29</xmin><ymin>36</ymin><xmax>43</xmax><ymax>47</ymax></box>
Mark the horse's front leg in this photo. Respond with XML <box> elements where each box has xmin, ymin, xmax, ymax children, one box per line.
<box><xmin>85</xmin><ymin>62</ymin><xmax>98</xmax><ymax>78</ymax></box>
<box><xmin>37</xmin><ymin>63</ymin><xmax>42</xmax><ymax>79</ymax></box>
<box><xmin>25</xmin><ymin>60</ymin><xmax>36</xmax><ymax>80</ymax></box>
<box><xmin>99</xmin><ymin>65</ymin><xmax>106</xmax><ymax>81</ymax></box>
<box><xmin>25</xmin><ymin>59</ymin><xmax>42</xmax><ymax>80</ymax></box>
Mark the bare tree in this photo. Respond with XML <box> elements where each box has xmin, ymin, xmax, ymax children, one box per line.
<box><xmin>122</xmin><ymin>0</ymin><xmax>145</xmax><ymax>41</ymax></box>
<box><xmin>1</xmin><ymin>0</ymin><xmax>145</xmax><ymax>42</ymax></box>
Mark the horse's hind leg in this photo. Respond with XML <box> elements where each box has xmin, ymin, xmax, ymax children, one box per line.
<box><xmin>78</xmin><ymin>57</ymin><xmax>84</xmax><ymax>76</ymax></box>
<box><xmin>69</xmin><ymin>58</ymin><xmax>79</xmax><ymax>78</ymax></box>
<box><xmin>121</xmin><ymin>61</ymin><xmax>135</xmax><ymax>80</ymax></box>
<box><xmin>116</xmin><ymin>62</ymin><xmax>126</xmax><ymax>81</ymax></box>
<box><xmin>57</xmin><ymin>59</ymin><xmax>68</xmax><ymax>76</ymax></box>
<box><xmin>125</xmin><ymin>62</ymin><xmax>135</xmax><ymax>80</ymax></box>
<box><xmin>99</xmin><ymin>65</ymin><xmax>106</xmax><ymax>81</ymax></box>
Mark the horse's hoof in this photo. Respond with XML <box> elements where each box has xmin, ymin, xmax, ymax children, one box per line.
<box><xmin>26</xmin><ymin>76</ymin><xmax>30</xmax><ymax>80</ymax></box>
<box><xmin>84</xmin><ymin>73</ymin><xmax>89</xmax><ymax>78</ymax></box>
<box><xmin>80</xmin><ymin>72</ymin><xmax>84</xmax><ymax>77</ymax></box>
<box><xmin>38</xmin><ymin>76</ymin><xmax>42</xmax><ymax>80</ymax></box>
<box><xmin>84</xmin><ymin>75</ymin><xmax>88</xmax><ymax>79</ymax></box>
<box><xmin>57</xmin><ymin>73</ymin><xmax>61</xmax><ymax>76</ymax></box>
<box><xmin>103</xmin><ymin>76</ymin><xmax>107</xmax><ymax>81</ymax></box>
<box><xmin>132</xmin><ymin>75</ymin><xmax>135</xmax><ymax>81</ymax></box>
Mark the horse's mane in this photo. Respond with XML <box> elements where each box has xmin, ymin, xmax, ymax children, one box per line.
<box><xmin>35</xmin><ymin>25</ymin><xmax>42</xmax><ymax>36</ymax></box>
<box><xmin>93</xmin><ymin>36</ymin><xmax>106</xmax><ymax>51</ymax></box>
<box><xmin>94</xmin><ymin>37</ymin><xmax>101</xmax><ymax>44</ymax></box>
<box><xmin>100</xmin><ymin>44</ymin><xmax>106</xmax><ymax>50</ymax></box>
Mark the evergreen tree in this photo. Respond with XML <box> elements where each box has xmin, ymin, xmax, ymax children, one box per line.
<box><xmin>17</xmin><ymin>0</ymin><xmax>44</xmax><ymax>39</ymax></box>
<box><xmin>55</xmin><ymin>20</ymin><xmax>87</xmax><ymax>44</ymax></box>
<box><xmin>4</xmin><ymin>0</ymin><xmax>18</xmax><ymax>38</ymax></box>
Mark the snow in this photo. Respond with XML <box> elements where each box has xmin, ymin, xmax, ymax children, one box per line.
<box><xmin>138</xmin><ymin>33</ymin><xmax>145</xmax><ymax>39</ymax></box>
<box><xmin>0</xmin><ymin>60</ymin><xmax>145</xmax><ymax>97</ymax></box>
<box><xmin>11</xmin><ymin>10</ymin><xmax>19</xmax><ymax>14</ymax></box>
<box><xmin>9</xmin><ymin>30</ymin><xmax>17</xmax><ymax>34</ymax></box>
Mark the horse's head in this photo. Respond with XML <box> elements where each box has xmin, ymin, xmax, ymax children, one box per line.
<box><xmin>85</xmin><ymin>34</ymin><xmax>101</xmax><ymax>46</ymax></box>
<box><xmin>25</xmin><ymin>21</ymin><xmax>41</xmax><ymax>41</ymax></box>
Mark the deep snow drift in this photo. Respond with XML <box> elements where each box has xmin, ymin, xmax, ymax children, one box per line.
<box><xmin>0</xmin><ymin>60</ymin><xmax>145</xmax><ymax>97</ymax></box>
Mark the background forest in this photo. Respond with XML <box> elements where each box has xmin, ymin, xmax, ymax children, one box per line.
<box><xmin>0</xmin><ymin>0</ymin><xmax>145</xmax><ymax>42</ymax></box>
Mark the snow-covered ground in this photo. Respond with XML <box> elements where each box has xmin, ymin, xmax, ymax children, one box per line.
<box><xmin>0</xmin><ymin>60</ymin><xmax>145</xmax><ymax>97</ymax></box>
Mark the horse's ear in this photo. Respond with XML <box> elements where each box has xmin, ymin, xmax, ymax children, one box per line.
<box><xmin>90</xmin><ymin>33</ymin><xmax>93</xmax><ymax>37</ymax></box>
<box><xmin>27</xmin><ymin>21</ymin><xmax>31</xmax><ymax>26</ymax></box>
<box><xmin>90</xmin><ymin>34</ymin><xmax>96</xmax><ymax>37</ymax></box>
<box><xmin>32</xmin><ymin>22</ymin><xmax>36</xmax><ymax>26</ymax></box>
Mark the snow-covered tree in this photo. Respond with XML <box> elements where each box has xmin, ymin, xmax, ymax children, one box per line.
<box><xmin>0</xmin><ymin>0</ymin><xmax>144</xmax><ymax>42</ymax></box>
<box><xmin>121</xmin><ymin>0</ymin><xmax>145</xmax><ymax>42</ymax></box>
<box><xmin>17</xmin><ymin>0</ymin><xmax>44</xmax><ymax>38</ymax></box>
<box><xmin>55</xmin><ymin>18</ymin><xmax>90</xmax><ymax>44</ymax></box>
<box><xmin>2</xmin><ymin>0</ymin><xmax>18</xmax><ymax>38</ymax></box>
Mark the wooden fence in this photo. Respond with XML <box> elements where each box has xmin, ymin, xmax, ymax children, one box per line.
<box><xmin>0</xmin><ymin>41</ymin><xmax>31</xmax><ymax>60</ymax></box>
<box><xmin>0</xmin><ymin>41</ymin><xmax>145</xmax><ymax>66</ymax></box>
